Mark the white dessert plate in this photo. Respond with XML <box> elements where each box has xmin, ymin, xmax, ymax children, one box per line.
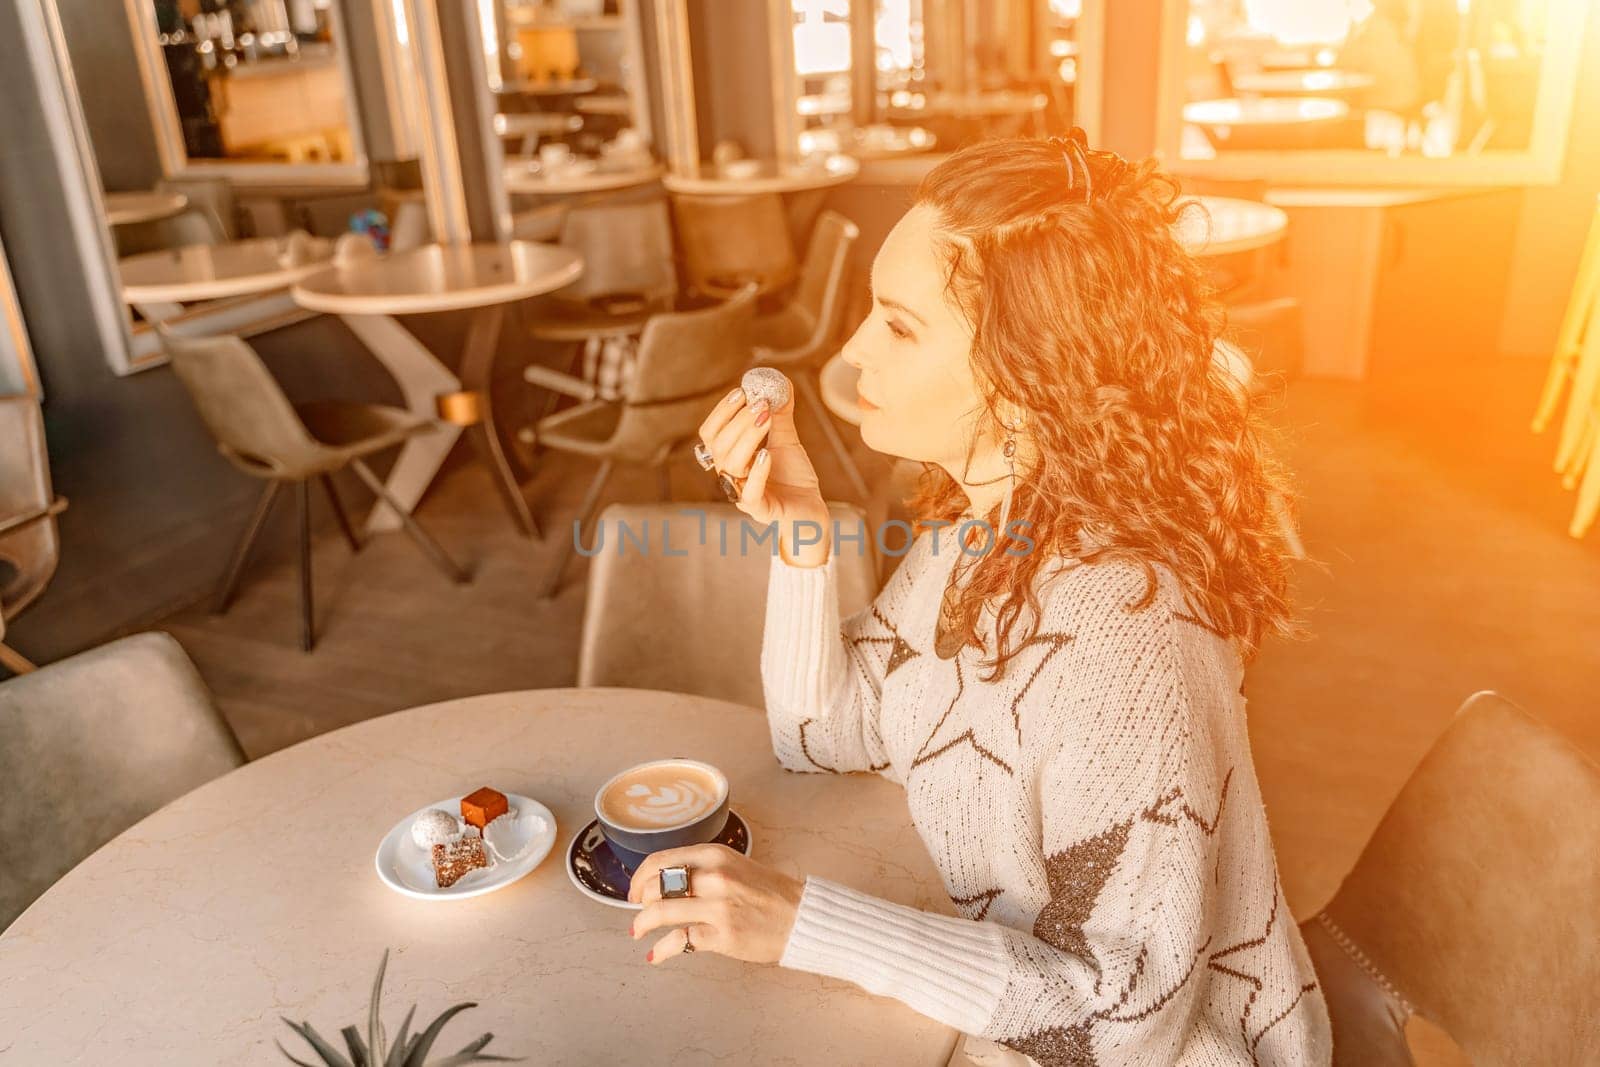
<box><xmin>375</xmin><ymin>793</ymin><xmax>557</xmax><ymax>901</ymax></box>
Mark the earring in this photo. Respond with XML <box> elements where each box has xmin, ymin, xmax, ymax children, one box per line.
<box><xmin>996</xmin><ymin>415</ymin><xmax>1020</xmax><ymax>545</ymax></box>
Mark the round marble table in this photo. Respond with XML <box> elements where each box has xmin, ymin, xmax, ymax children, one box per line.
<box><xmin>1232</xmin><ymin>69</ymin><xmax>1375</xmax><ymax>100</ymax></box>
<box><xmin>660</xmin><ymin>153</ymin><xmax>860</xmax><ymax>196</ymax></box>
<box><xmin>293</xmin><ymin>242</ymin><xmax>582</xmax><ymax>539</ymax></box>
<box><xmin>1183</xmin><ymin>96</ymin><xmax>1350</xmax><ymax>151</ymax></box>
<box><xmin>1177</xmin><ymin>195</ymin><xmax>1289</xmax><ymax>257</ymax></box>
<box><xmin>119</xmin><ymin>235</ymin><xmax>335</xmax><ymax>305</ymax></box>
<box><xmin>504</xmin><ymin>159</ymin><xmax>663</xmax><ymax>196</ymax></box>
<box><xmin>886</xmin><ymin>89</ymin><xmax>1049</xmax><ymax>120</ymax></box>
<box><xmin>802</xmin><ymin>124</ymin><xmax>937</xmax><ymax>161</ymax></box>
<box><xmin>499</xmin><ymin>77</ymin><xmax>597</xmax><ymax>97</ymax></box>
<box><xmin>102</xmin><ymin>189</ymin><xmax>188</xmax><ymax>227</ymax></box>
<box><xmin>0</xmin><ymin>688</ymin><xmax>958</xmax><ymax>1065</ymax></box>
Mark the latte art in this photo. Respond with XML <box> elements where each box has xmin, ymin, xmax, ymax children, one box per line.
<box><xmin>619</xmin><ymin>780</ymin><xmax>714</xmax><ymax>826</ymax></box>
<box><xmin>599</xmin><ymin>762</ymin><xmax>724</xmax><ymax>831</ymax></box>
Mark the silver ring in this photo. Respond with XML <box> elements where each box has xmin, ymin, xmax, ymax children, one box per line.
<box><xmin>716</xmin><ymin>471</ymin><xmax>742</xmax><ymax>503</ymax></box>
<box><xmin>681</xmin><ymin>927</ymin><xmax>696</xmax><ymax>954</ymax></box>
<box><xmin>692</xmin><ymin>441</ymin><xmax>715</xmax><ymax>471</ymax></box>
<box><xmin>659</xmin><ymin>864</ymin><xmax>693</xmax><ymax>899</ymax></box>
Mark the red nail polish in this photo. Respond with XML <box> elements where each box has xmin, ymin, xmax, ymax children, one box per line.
<box><xmin>646</xmin><ymin>950</ymin><xmax>654</xmax><ymax>962</ymax></box>
<box><xmin>755</xmin><ymin>406</ymin><xmax>771</xmax><ymax>426</ymax></box>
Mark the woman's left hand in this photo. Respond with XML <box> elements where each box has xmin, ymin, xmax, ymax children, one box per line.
<box><xmin>627</xmin><ymin>843</ymin><xmax>805</xmax><ymax>966</ymax></box>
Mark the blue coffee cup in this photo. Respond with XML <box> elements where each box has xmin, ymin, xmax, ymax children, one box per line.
<box><xmin>593</xmin><ymin>758</ymin><xmax>730</xmax><ymax>877</ymax></box>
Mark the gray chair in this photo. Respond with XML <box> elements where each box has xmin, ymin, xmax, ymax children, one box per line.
<box><xmin>532</xmin><ymin>283</ymin><xmax>759</xmax><ymax>599</ymax></box>
<box><xmin>1300</xmin><ymin>692</ymin><xmax>1600</xmax><ymax>1065</ymax></box>
<box><xmin>578</xmin><ymin>501</ymin><xmax>880</xmax><ymax>708</ymax></box>
<box><xmin>0</xmin><ymin>631</ymin><xmax>245</xmax><ymax>931</ymax></box>
<box><xmin>0</xmin><ymin>396</ymin><xmax>67</xmax><ymax>674</ymax></box>
<box><xmin>156</xmin><ymin>176</ymin><xmax>237</xmax><ymax>245</ymax></box>
<box><xmin>525</xmin><ymin>198</ymin><xmax>678</xmax><ymax>343</ymax></box>
<box><xmin>521</xmin><ymin>199</ymin><xmax>680</xmax><ymax>422</ymax></box>
<box><xmin>162</xmin><ymin>332</ymin><xmax>468</xmax><ymax>651</ymax></box>
<box><xmin>671</xmin><ymin>192</ymin><xmax>798</xmax><ymax>299</ymax></box>
<box><xmin>750</xmin><ymin>210</ymin><xmax>868</xmax><ymax>499</ymax></box>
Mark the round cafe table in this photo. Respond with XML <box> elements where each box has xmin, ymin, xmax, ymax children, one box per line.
<box><xmin>119</xmin><ymin>235</ymin><xmax>335</xmax><ymax>307</ymax></box>
<box><xmin>660</xmin><ymin>153</ymin><xmax>860</xmax><ymax>197</ymax></box>
<box><xmin>0</xmin><ymin>688</ymin><xmax>959</xmax><ymax>1065</ymax></box>
<box><xmin>1232</xmin><ymin>69</ymin><xmax>1375</xmax><ymax>100</ymax></box>
<box><xmin>102</xmin><ymin>189</ymin><xmax>188</xmax><ymax>227</ymax></box>
<box><xmin>1183</xmin><ymin>96</ymin><xmax>1350</xmax><ymax>151</ymax></box>
<box><xmin>503</xmin><ymin>158</ymin><xmax>663</xmax><ymax>197</ymax></box>
<box><xmin>292</xmin><ymin>241</ymin><xmax>583</xmax><ymax>538</ymax></box>
<box><xmin>1178</xmin><ymin>195</ymin><xmax>1288</xmax><ymax>257</ymax></box>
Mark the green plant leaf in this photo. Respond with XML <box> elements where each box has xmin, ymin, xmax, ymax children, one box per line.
<box><xmin>428</xmin><ymin>1033</ymin><xmax>524</xmax><ymax>1066</ymax></box>
<box><xmin>341</xmin><ymin>1025</ymin><xmax>370</xmax><ymax>1067</ymax></box>
<box><xmin>368</xmin><ymin>949</ymin><xmax>390</xmax><ymax>1064</ymax></box>
<box><xmin>398</xmin><ymin>1002</ymin><xmax>477</xmax><ymax>1067</ymax></box>
<box><xmin>274</xmin><ymin>1038</ymin><xmax>322</xmax><ymax>1067</ymax></box>
<box><xmin>385</xmin><ymin>1004</ymin><xmax>418</xmax><ymax>1067</ymax></box>
<box><xmin>279</xmin><ymin>1017</ymin><xmax>355</xmax><ymax>1067</ymax></box>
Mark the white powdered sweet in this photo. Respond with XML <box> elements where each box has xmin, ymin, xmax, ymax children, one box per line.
<box><xmin>742</xmin><ymin>367</ymin><xmax>792</xmax><ymax>411</ymax></box>
<box><xmin>410</xmin><ymin>808</ymin><xmax>463</xmax><ymax>850</ymax></box>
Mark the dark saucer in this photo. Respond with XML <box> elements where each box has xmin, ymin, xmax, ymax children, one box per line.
<box><xmin>567</xmin><ymin>811</ymin><xmax>751</xmax><ymax>908</ymax></box>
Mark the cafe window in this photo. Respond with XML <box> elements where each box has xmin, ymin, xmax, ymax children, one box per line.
<box><xmin>125</xmin><ymin>0</ymin><xmax>370</xmax><ymax>185</ymax></box>
<box><xmin>778</xmin><ymin>0</ymin><xmax>1102</xmax><ymax>165</ymax></box>
<box><xmin>1158</xmin><ymin>0</ymin><xmax>1591</xmax><ymax>185</ymax></box>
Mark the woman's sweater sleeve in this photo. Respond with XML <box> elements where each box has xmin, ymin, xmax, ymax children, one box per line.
<box><xmin>777</xmin><ymin>609</ymin><xmax>1229</xmax><ymax>1065</ymax></box>
<box><xmin>759</xmin><ymin>535</ymin><xmax>928</xmax><ymax>776</ymax></box>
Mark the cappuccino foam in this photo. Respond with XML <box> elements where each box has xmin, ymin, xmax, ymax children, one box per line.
<box><xmin>600</xmin><ymin>762</ymin><xmax>722</xmax><ymax>830</ymax></box>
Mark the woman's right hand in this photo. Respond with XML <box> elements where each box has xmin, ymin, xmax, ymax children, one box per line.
<box><xmin>697</xmin><ymin>384</ymin><xmax>832</xmax><ymax>568</ymax></box>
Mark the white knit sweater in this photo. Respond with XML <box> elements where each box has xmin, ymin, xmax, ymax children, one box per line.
<box><xmin>760</xmin><ymin>529</ymin><xmax>1332</xmax><ymax>1066</ymax></box>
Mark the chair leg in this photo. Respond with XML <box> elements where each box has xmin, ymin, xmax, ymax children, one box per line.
<box><xmin>350</xmin><ymin>459</ymin><xmax>470</xmax><ymax>584</ymax></box>
<box><xmin>459</xmin><ymin>304</ymin><xmax>543</xmax><ymax>540</ymax></box>
<box><xmin>297</xmin><ymin>479</ymin><xmax>315</xmax><ymax>653</ymax></box>
<box><xmin>796</xmin><ymin>372</ymin><xmax>871</xmax><ymax>499</ymax></box>
<box><xmin>214</xmin><ymin>480</ymin><xmax>281</xmax><ymax>615</ymax></box>
<box><xmin>539</xmin><ymin>458</ymin><xmax>615</xmax><ymax>600</ymax></box>
<box><xmin>0</xmin><ymin>642</ymin><xmax>36</xmax><ymax>675</ymax></box>
<box><xmin>320</xmin><ymin>474</ymin><xmax>362</xmax><ymax>553</ymax></box>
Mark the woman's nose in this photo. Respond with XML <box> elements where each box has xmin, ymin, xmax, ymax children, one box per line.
<box><xmin>839</xmin><ymin>318</ymin><xmax>869</xmax><ymax>370</ymax></box>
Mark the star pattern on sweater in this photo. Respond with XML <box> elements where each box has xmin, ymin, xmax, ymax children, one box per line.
<box><xmin>1033</xmin><ymin>819</ymin><xmax>1133</xmax><ymax>993</ymax></box>
<box><xmin>1006</xmin><ymin>629</ymin><xmax>1075</xmax><ymax>747</ymax></box>
<box><xmin>998</xmin><ymin>770</ymin><xmax>1239</xmax><ymax>1067</ymax></box>
<box><xmin>845</xmin><ymin>606</ymin><xmax>922</xmax><ymax>680</ymax></box>
<box><xmin>1141</xmin><ymin>767</ymin><xmax>1234</xmax><ymax>835</ymax></box>
<box><xmin>1205</xmin><ymin>889</ymin><xmax>1322</xmax><ymax>1066</ymax></box>
<box><xmin>949</xmin><ymin>886</ymin><xmax>1004</xmax><ymax>921</ymax></box>
<box><xmin>909</xmin><ymin>657</ymin><xmax>1015</xmax><ymax>776</ymax></box>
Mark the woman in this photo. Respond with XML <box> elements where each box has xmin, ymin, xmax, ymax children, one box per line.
<box><xmin>626</xmin><ymin>132</ymin><xmax>1331</xmax><ymax>1066</ymax></box>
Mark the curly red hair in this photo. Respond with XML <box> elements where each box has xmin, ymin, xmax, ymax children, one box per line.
<box><xmin>907</xmin><ymin>135</ymin><xmax>1298</xmax><ymax>674</ymax></box>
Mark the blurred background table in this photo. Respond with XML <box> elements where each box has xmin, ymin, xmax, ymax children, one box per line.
<box><xmin>292</xmin><ymin>241</ymin><xmax>583</xmax><ymax>537</ymax></box>
<box><xmin>0</xmin><ymin>688</ymin><xmax>960</xmax><ymax>1065</ymax></box>
<box><xmin>102</xmin><ymin>190</ymin><xmax>188</xmax><ymax>228</ymax></box>
<box><xmin>503</xmin><ymin>159</ymin><xmax>663</xmax><ymax>196</ymax></box>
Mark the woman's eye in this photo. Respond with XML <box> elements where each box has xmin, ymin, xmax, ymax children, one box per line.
<box><xmin>886</xmin><ymin>319</ymin><xmax>911</xmax><ymax>340</ymax></box>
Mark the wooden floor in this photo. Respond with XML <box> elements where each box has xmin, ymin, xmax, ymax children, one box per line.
<box><xmin>160</xmin><ymin>358</ymin><xmax>1597</xmax><ymax>1065</ymax></box>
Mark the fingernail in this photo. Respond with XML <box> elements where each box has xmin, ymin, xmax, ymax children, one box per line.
<box><xmin>756</xmin><ymin>448</ymin><xmax>769</xmax><ymax>464</ymax></box>
<box><xmin>755</xmin><ymin>405</ymin><xmax>771</xmax><ymax>427</ymax></box>
<box><xmin>725</xmin><ymin>387</ymin><xmax>744</xmax><ymax>404</ymax></box>
<box><xmin>646</xmin><ymin>950</ymin><xmax>654</xmax><ymax>962</ymax></box>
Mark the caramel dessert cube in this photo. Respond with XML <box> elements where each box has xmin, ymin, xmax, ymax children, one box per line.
<box><xmin>461</xmin><ymin>786</ymin><xmax>509</xmax><ymax>831</ymax></box>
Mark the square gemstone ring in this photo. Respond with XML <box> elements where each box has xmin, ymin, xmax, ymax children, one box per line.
<box><xmin>658</xmin><ymin>864</ymin><xmax>692</xmax><ymax>899</ymax></box>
